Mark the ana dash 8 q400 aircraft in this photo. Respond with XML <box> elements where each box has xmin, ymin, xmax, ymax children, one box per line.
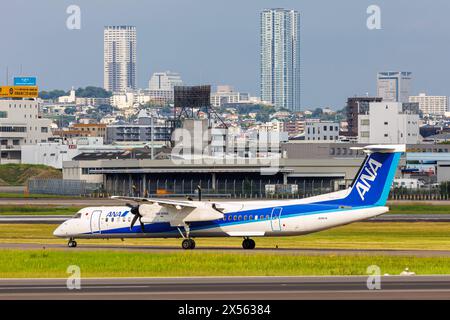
<box><xmin>54</xmin><ymin>144</ymin><xmax>405</xmax><ymax>250</ymax></box>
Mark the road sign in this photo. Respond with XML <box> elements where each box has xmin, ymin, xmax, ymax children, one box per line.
<box><xmin>13</xmin><ymin>77</ymin><xmax>37</xmax><ymax>86</ymax></box>
<box><xmin>0</xmin><ymin>86</ymin><xmax>38</xmax><ymax>98</ymax></box>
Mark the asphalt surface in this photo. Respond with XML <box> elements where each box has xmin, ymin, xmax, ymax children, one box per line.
<box><xmin>1</xmin><ymin>214</ymin><xmax>450</xmax><ymax>224</ymax></box>
<box><xmin>0</xmin><ymin>215</ymin><xmax>70</xmax><ymax>224</ymax></box>
<box><xmin>0</xmin><ymin>276</ymin><xmax>449</xmax><ymax>300</ymax></box>
<box><xmin>1</xmin><ymin>242</ymin><xmax>450</xmax><ymax>257</ymax></box>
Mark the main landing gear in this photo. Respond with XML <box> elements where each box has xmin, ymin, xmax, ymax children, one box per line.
<box><xmin>242</xmin><ymin>238</ymin><xmax>255</xmax><ymax>250</ymax></box>
<box><xmin>68</xmin><ymin>238</ymin><xmax>77</xmax><ymax>248</ymax></box>
<box><xmin>182</xmin><ymin>238</ymin><xmax>196</xmax><ymax>250</ymax></box>
<box><xmin>179</xmin><ymin>223</ymin><xmax>196</xmax><ymax>250</ymax></box>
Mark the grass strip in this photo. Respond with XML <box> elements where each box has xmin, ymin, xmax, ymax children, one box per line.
<box><xmin>0</xmin><ymin>249</ymin><xmax>449</xmax><ymax>278</ymax></box>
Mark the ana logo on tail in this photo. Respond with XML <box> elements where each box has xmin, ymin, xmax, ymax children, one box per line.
<box><xmin>356</xmin><ymin>158</ymin><xmax>383</xmax><ymax>201</ymax></box>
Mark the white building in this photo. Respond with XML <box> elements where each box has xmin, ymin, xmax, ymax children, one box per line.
<box><xmin>260</xmin><ymin>8</ymin><xmax>301</xmax><ymax>111</ymax></box>
<box><xmin>148</xmin><ymin>71</ymin><xmax>183</xmax><ymax>91</ymax></box>
<box><xmin>57</xmin><ymin>88</ymin><xmax>76</xmax><ymax>103</ymax></box>
<box><xmin>358</xmin><ymin>102</ymin><xmax>420</xmax><ymax>144</ymax></box>
<box><xmin>210</xmin><ymin>85</ymin><xmax>250</xmax><ymax>107</ymax></box>
<box><xmin>377</xmin><ymin>71</ymin><xmax>412</xmax><ymax>102</ymax></box>
<box><xmin>104</xmin><ymin>26</ymin><xmax>137</xmax><ymax>92</ymax></box>
<box><xmin>146</xmin><ymin>71</ymin><xmax>183</xmax><ymax>104</ymax></box>
<box><xmin>0</xmin><ymin>99</ymin><xmax>53</xmax><ymax>163</ymax></box>
<box><xmin>304</xmin><ymin>120</ymin><xmax>339</xmax><ymax>142</ymax></box>
<box><xmin>409</xmin><ymin>93</ymin><xmax>449</xmax><ymax>116</ymax></box>
<box><xmin>110</xmin><ymin>91</ymin><xmax>135</xmax><ymax>109</ymax></box>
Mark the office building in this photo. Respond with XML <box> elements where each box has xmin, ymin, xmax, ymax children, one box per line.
<box><xmin>106</xmin><ymin>111</ymin><xmax>170</xmax><ymax>144</ymax></box>
<box><xmin>345</xmin><ymin>97</ymin><xmax>383</xmax><ymax>137</ymax></box>
<box><xmin>148</xmin><ymin>71</ymin><xmax>183</xmax><ymax>91</ymax></box>
<box><xmin>0</xmin><ymin>99</ymin><xmax>53</xmax><ymax>163</ymax></box>
<box><xmin>305</xmin><ymin>120</ymin><xmax>339</xmax><ymax>141</ymax></box>
<box><xmin>409</xmin><ymin>93</ymin><xmax>448</xmax><ymax>116</ymax></box>
<box><xmin>104</xmin><ymin>26</ymin><xmax>137</xmax><ymax>92</ymax></box>
<box><xmin>377</xmin><ymin>71</ymin><xmax>412</xmax><ymax>102</ymax></box>
<box><xmin>70</xmin><ymin>124</ymin><xmax>107</xmax><ymax>139</ymax></box>
<box><xmin>210</xmin><ymin>85</ymin><xmax>250</xmax><ymax>107</ymax></box>
<box><xmin>146</xmin><ymin>71</ymin><xmax>183</xmax><ymax>104</ymax></box>
<box><xmin>358</xmin><ymin>102</ymin><xmax>420</xmax><ymax>144</ymax></box>
<box><xmin>260</xmin><ymin>8</ymin><xmax>301</xmax><ymax>111</ymax></box>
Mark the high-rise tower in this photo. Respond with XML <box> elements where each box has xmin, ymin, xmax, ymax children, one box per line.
<box><xmin>104</xmin><ymin>26</ymin><xmax>137</xmax><ymax>93</ymax></box>
<box><xmin>260</xmin><ymin>9</ymin><xmax>301</xmax><ymax>111</ymax></box>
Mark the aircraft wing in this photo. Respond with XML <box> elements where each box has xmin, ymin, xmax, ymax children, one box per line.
<box><xmin>111</xmin><ymin>195</ymin><xmax>199</xmax><ymax>208</ymax></box>
<box><xmin>111</xmin><ymin>196</ymin><xmax>224</xmax><ymax>225</ymax></box>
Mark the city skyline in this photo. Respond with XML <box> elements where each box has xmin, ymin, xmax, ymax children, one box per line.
<box><xmin>1</xmin><ymin>0</ymin><xmax>450</xmax><ymax>109</ymax></box>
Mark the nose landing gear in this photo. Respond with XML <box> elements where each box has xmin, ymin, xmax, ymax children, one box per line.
<box><xmin>242</xmin><ymin>238</ymin><xmax>255</xmax><ymax>250</ymax></box>
<box><xmin>68</xmin><ymin>239</ymin><xmax>77</xmax><ymax>248</ymax></box>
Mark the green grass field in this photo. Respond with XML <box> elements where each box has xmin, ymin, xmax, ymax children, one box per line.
<box><xmin>388</xmin><ymin>204</ymin><xmax>450</xmax><ymax>214</ymax></box>
<box><xmin>1</xmin><ymin>222</ymin><xmax>450</xmax><ymax>251</ymax></box>
<box><xmin>0</xmin><ymin>206</ymin><xmax>82</xmax><ymax>215</ymax></box>
<box><xmin>0</xmin><ymin>249</ymin><xmax>449</xmax><ymax>278</ymax></box>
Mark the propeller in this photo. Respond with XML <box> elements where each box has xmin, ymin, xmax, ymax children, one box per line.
<box><xmin>197</xmin><ymin>185</ymin><xmax>202</xmax><ymax>201</ymax></box>
<box><xmin>126</xmin><ymin>203</ymin><xmax>145</xmax><ymax>232</ymax></box>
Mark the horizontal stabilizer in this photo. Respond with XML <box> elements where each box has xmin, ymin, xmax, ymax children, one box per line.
<box><xmin>350</xmin><ymin>144</ymin><xmax>406</xmax><ymax>154</ymax></box>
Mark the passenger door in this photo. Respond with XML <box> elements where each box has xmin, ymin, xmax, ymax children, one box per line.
<box><xmin>270</xmin><ymin>207</ymin><xmax>283</xmax><ymax>231</ymax></box>
<box><xmin>90</xmin><ymin>210</ymin><xmax>102</xmax><ymax>234</ymax></box>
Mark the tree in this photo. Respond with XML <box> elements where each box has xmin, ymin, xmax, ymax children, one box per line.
<box><xmin>64</xmin><ymin>107</ymin><xmax>76</xmax><ymax>115</ymax></box>
<box><xmin>98</xmin><ymin>104</ymin><xmax>114</xmax><ymax>113</ymax></box>
<box><xmin>75</xmin><ymin>86</ymin><xmax>112</xmax><ymax>98</ymax></box>
<box><xmin>39</xmin><ymin>90</ymin><xmax>68</xmax><ymax>100</ymax></box>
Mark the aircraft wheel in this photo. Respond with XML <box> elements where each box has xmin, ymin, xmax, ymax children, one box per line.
<box><xmin>242</xmin><ymin>238</ymin><xmax>252</xmax><ymax>249</ymax></box>
<box><xmin>68</xmin><ymin>240</ymin><xmax>77</xmax><ymax>248</ymax></box>
<box><xmin>248</xmin><ymin>239</ymin><xmax>255</xmax><ymax>249</ymax></box>
<box><xmin>182</xmin><ymin>239</ymin><xmax>195</xmax><ymax>249</ymax></box>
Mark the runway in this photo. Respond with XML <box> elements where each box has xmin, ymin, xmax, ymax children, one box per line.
<box><xmin>1</xmin><ymin>276</ymin><xmax>450</xmax><ymax>299</ymax></box>
<box><xmin>1</xmin><ymin>242</ymin><xmax>450</xmax><ymax>257</ymax></box>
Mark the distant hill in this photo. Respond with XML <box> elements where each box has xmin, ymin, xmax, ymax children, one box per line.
<box><xmin>0</xmin><ymin>164</ymin><xmax>62</xmax><ymax>186</ymax></box>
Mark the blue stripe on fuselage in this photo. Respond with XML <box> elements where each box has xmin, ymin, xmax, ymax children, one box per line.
<box><xmin>90</xmin><ymin>202</ymin><xmax>372</xmax><ymax>235</ymax></box>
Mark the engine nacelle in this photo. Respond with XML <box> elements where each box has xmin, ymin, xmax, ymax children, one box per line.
<box><xmin>183</xmin><ymin>206</ymin><xmax>224</xmax><ymax>223</ymax></box>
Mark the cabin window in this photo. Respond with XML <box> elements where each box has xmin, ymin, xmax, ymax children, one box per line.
<box><xmin>223</xmin><ymin>216</ymin><xmax>226</xmax><ymax>221</ymax></box>
<box><xmin>111</xmin><ymin>218</ymin><xmax>114</xmax><ymax>222</ymax></box>
<box><xmin>238</xmin><ymin>216</ymin><xmax>242</xmax><ymax>221</ymax></box>
<box><xmin>233</xmin><ymin>216</ymin><xmax>237</xmax><ymax>221</ymax></box>
<box><xmin>266</xmin><ymin>215</ymin><xmax>270</xmax><ymax>220</ymax></box>
<box><xmin>228</xmin><ymin>216</ymin><xmax>232</xmax><ymax>221</ymax></box>
<box><xmin>260</xmin><ymin>215</ymin><xmax>264</xmax><ymax>220</ymax></box>
<box><xmin>105</xmin><ymin>218</ymin><xmax>108</xmax><ymax>222</ymax></box>
<box><xmin>243</xmin><ymin>215</ymin><xmax>247</xmax><ymax>220</ymax></box>
<box><xmin>249</xmin><ymin>215</ymin><xmax>253</xmax><ymax>220</ymax></box>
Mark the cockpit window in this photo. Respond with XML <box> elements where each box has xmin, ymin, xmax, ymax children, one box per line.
<box><xmin>72</xmin><ymin>212</ymin><xmax>82</xmax><ymax>219</ymax></box>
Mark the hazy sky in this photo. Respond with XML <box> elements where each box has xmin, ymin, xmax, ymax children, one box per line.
<box><xmin>1</xmin><ymin>0</ymin><xmax>450</xmax><ymax>109</ymax></box>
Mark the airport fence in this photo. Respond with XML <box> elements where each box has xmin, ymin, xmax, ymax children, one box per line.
<box><xmin>27</xmin><ymin>178</ymin><xmax>102</xmax><ymax>196</ymax></box>
<box><xmin>26</xmin><ymin>178</ymin><xmax>450</xmax><ymax>201</ymax></box>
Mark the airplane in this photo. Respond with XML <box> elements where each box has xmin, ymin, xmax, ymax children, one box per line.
<box><xmin>53</xmin><ymin>144</ymin><xmax>404</xmax><ymax>250</ymax></box>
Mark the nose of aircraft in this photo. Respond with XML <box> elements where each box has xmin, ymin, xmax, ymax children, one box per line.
<box><xmin>53</xmin><ymin>224</ymin><xmax>66</xmax><ymax>237</ymax></box>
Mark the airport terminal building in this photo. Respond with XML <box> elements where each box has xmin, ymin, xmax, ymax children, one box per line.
<box><xmin>60</xmin><ymin>142</ymin><xmax>450</xmax><ymax>197</ymax></box>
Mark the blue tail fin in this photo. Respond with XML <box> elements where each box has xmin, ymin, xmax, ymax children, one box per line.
<box><xmin>340</xmin><ymin>145</ymin><xmax>404</xmax><ymax>207</ymax></box>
